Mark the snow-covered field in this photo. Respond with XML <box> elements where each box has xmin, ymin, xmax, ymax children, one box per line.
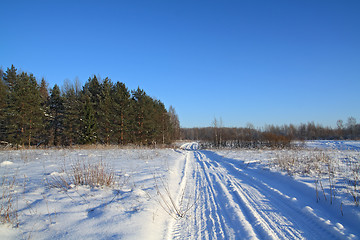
<box><xmin>0</xmin><ymin>141</ymin><xmax>359</xmax><ymax>239</ymax></box>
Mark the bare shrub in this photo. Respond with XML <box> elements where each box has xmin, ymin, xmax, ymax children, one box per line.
<box><xmin>49</xmin><ymin>159</ymin><xmax>116</xmax><ymax>189</ymax></box>
<box><xmin>273</xmin><ymin>152</ymin><xmax>296</xmax><ymax>175</ymax></box>
<box><xmin>153</xmin><ymin>175</ymin><xmax>197</xmax><ymax>220</ymax></box>
<box><xmin>262</xmin><ymin>132</ymin><xmax>292</xmax><ymax>149</ymax></box>
<box><xmin>272</xmin><ymin>150</ymin><xmax>360</xmax><ymax>209</ymax></box>
<box><xmin>272</xmin><ymin>150</ymin><xmax>331</xmax><ymax>176</ymax></box>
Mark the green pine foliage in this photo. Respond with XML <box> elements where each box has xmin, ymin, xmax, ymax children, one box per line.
<box><xmin>3</xmin><ymin>65</ymin><xmax>17</xmax><ymax>90</ymax></box>
<box><xmin>0</xmin><ymin>69</ymin><xmax>7</xmax><ymax>141</ymax></box>
<box><xmin>62</xmin><ymin>83</ymin><xmax>82</xmax><ymax>145</ymax></box>
<box><xmin>39</xmin><ymin>78</ymin><xmax>50</xmax><ymax>145</ymax></box>
<box><xmin>98</xmin><ymin>77</ymin><xmax>113</xmax><ymax>144</ymax></box>
<box><xmin>80</xmin><ymin>95</ymin><xmax>98</xmax><ymax>144</ymax></box>
<box><xmin>4</xmin><ymin>71</ymin><xmax>45</xmax><ymax>147</ymax></box>
<box><xmin>49</xmin><ymin>84</ymin><xmax>65</xmax><ymax>146</ymax></box>
<box><xmin>111</xmin><ymin>82</ymin><xmax>131</xmax><ymax>144</ymax></box>
<box><xmin>0</xmin><ymin>65</ymin><xmax>180</xmax><ymax>147</ymax></box>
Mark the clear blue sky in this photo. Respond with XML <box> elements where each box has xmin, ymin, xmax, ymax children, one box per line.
<box><xmin>1</xmin><ymin>0</ymin><xmax>359</xmax><ymax>128</ymax></box>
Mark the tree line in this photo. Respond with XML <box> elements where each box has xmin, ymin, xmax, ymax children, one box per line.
<box><xmin>181</xmin><ymin>117</ymin><xmax>360</xmax><ymax>148</ymax></box>
<box><xmin>0</xmin><ymin>65</ymin><xmax>180</xmax><ymax>147</ymax></box>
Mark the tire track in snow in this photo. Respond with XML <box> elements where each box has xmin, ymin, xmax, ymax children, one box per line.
<box><xmin>169</xmin><ymin>150</ymin><xmax>257</xmax><ymax>239</ymax></box>
<box><xmin>166</xmin><ymin>151</ymin><xmax>191</xmax><ymax>239</ymax></box>
<box><xmin>167</xmin><ymin>145</ymin><xmax>353</xmax><ymax>239</ymax></box>
<box><xmin>195</xmin><ymin>151</ymin><xmax>237</xmax><ymax>239</ymax></box>
<box><xmin>201</xmin><ymin>150</ymin><xmax>351</xmax><ymax>240</ymax></box>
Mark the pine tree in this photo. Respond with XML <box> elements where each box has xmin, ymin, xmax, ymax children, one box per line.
<box><xmin>131</xmin><ymin>88</ymin><xmax>148</xmax><ymax>144</ymax></box>
<box><xmin>152</xmin><ymin>100</ymin><xmax>169</xmax><ymax>144</ymax></box>
<box><xmin>1</xmin><ymin>67</ymin><xmax>180</xmax><ymax>146</ymax></box>
<box><xmin>49</xmin><ymin>84</ymin><xmax>65</xmax><ymax>146</ymax></box>
<box><xmin>81</xmin><ymin>75</ymin><xmax>102</xmax><ymax>144</ymax></box>
<box><xmin>98</xmin><ymin>77</ymin><xmax>113</xmax><ymax>144</ymax></box>
<box><xmin>62</xmin><ymin>83</ymin><xmax>82</xmax><ymax>145</ymax></box>
<box><xmin>80</xmin><ymin>95</ymin><xmax>97</xmax><ymax>144</ymax></box>
<box><xmin>83</xmin><ymin>75</ymin><xmax>101</xmax><ymax>107</ymax></box>
<box><xmin>0</xmin><ymin>69</ymin><xmax>7</xmax><ymax>141</ymax></box>
<box><xmin>39</xmin><ymin>78</ymin><xmax>50</xmax><ymax>145</ymax></box>
<box><xmin>27</xmin><ymin>74</ymin><xmax>45</xmax><ymax>146</ymax></box>
<box><xmin>3</xmin><ymin>65</ymin><xmax>17</xmax><ymax>90</ymax></box>
<box><xmin>2</xmin><ymin>66</ymin><xmax>17</xmax><ymax>144</ymax></box>
<box><xmin>111</xmin><ymin>82</ymin><xmax>131</xmax><ymax>144</ymax></box>
<box><xmin>6</xmin><ymin>72</ymin><xmax>44</xmax><ymax>146</ymax></box>
<box><xmin>39</xmin><ymin>78</ymin><xmax>49</xmax><ymax>101</ymax></box>
<box><xmin>131</xmin><ymin>88</ymin><xmax>168</xmax><ymax>145</ymax></box>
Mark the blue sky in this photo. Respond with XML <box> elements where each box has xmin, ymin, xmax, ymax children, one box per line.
<box><xmin>1</xmin><ymin>0</ymin><xmax>359</xmax><ymax>128</ymax></box>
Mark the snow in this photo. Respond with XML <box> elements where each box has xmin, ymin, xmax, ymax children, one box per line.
<box><xmin>0</xmin><ymin>148</ymin><xmax>184</xmax><ymax>240</ymax></box>
<box><xmin>0</xmin><ymin>141</ymin><xmax>359</xmax><ymax>239</ymax></box>
<box><xmin>0</xmin><ymin>161</ymin><xmax>13</xmax><ymax>167</ymax></box>
<box><xmin>305</xmin><ymin>140</ymin><xmax>360</xmax><ymax>151</ymax></box>
<box><xmin>179</xmin><ymin>142</ymin><xmax>199</xmax><ymax>151</ymax></box>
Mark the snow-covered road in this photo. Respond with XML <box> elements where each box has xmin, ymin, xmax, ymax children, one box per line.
<box><xmin>167</xmin><ymin>143</ymin><xmax>358</xmax><ymax>239</ymax></box>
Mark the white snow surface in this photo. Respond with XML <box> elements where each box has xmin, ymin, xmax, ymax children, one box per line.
<box><xmin>0</xmin><ymin>141</ymin><xmax>359</xmax><ymax>239</ymax></box>
<box><xmin>0</xmin><ymin>161</ymin><xmax>13</xmax><ymax>167</ymax></box>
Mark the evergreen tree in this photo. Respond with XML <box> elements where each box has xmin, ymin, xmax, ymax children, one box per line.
<box><xmin>131</xmin><ymin>88</ymin><xmax>148</xmax><ymax>144</ymax></box>
<box><xmin>3</xmin><ymin>65</ymin><xmax>17</xmax><ymax>90</ymax></box>
<box><xmin>39</xmin><ymin>78</ymin><xmax>50</xmax><ymax>145</ymax></box>
<box><xmin>49</xmin><ymin>84</ymin><xmax>65</xmax><ymax>146</ymax></box>
<box><xmin>0</xmin><ymin>70</ymin><xmax>7</xmax><ymax>141</ymax></box>
<box><xmin>62</xmin><ymin>83</ymin><xmax>82</xmax><ymax>145</ymax></box>
<box><xmin>152</xmin><ymin>100</ymin><xmax>170</xmax><ymax>144</ymax></box>
<box><xmin>6</xmin><ymin>72</ymin><xmax>44</xmax><ymax>146</ymax></box>
<box><xmin>111</xmin><ymin>82</ymin><xmax>131</xmax><ymax>144</ymax></box>
<box><xmin>98</xmin><ymin>77</ymin><xmax>113</xmax><ymax>144</ymax></box>
<box><xmin>2</xmin><ymin>66</ymin><xmax>17</xmax><ymax>144</ymax></box>
<box><xmin>80</xmin><ymin>95</ymin><xmax>97</xmax><ymax>144</ymax></box>
<box><xmin>81</xmin><ymin>75</ymin><xmax>102</xmax><ymax>144</ymax></box>
<box><xmin>28</xmin><ymin>74</ymin><xmax>45</xmax><ymax>146</ymax></box>
<box><xmin>1</xmin><ymin>66</ymin><xmax>180</xmax><ymax>146</ymax></box>
<box><xmin>131</xmin><ymin>88</ymin><xmax>167</xmax><ymax>145</ymax></box>
<box><xmin>39</xmin><ymin>78</ymin><xmax>49</xmax><ymax>103</ymax></box>
<box><xmin>83</xmin><ymin>75</ymin><xmax>101</xmax><ymax>107</ymax></box>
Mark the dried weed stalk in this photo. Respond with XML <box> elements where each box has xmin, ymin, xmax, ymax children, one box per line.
<box><xmin>153</xmin><ymin>175</ymin><xmax>198</xmax><ymax>220</ymax></box>
<box><xmin>0</xmin><ymin>175</ymin><xmax>19</xmax><ymax>226</ymax></box>
<box><xmin>49</xmin><ymin>159</ymin><xmax>116</xmax><ymax>189</ymax></box>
